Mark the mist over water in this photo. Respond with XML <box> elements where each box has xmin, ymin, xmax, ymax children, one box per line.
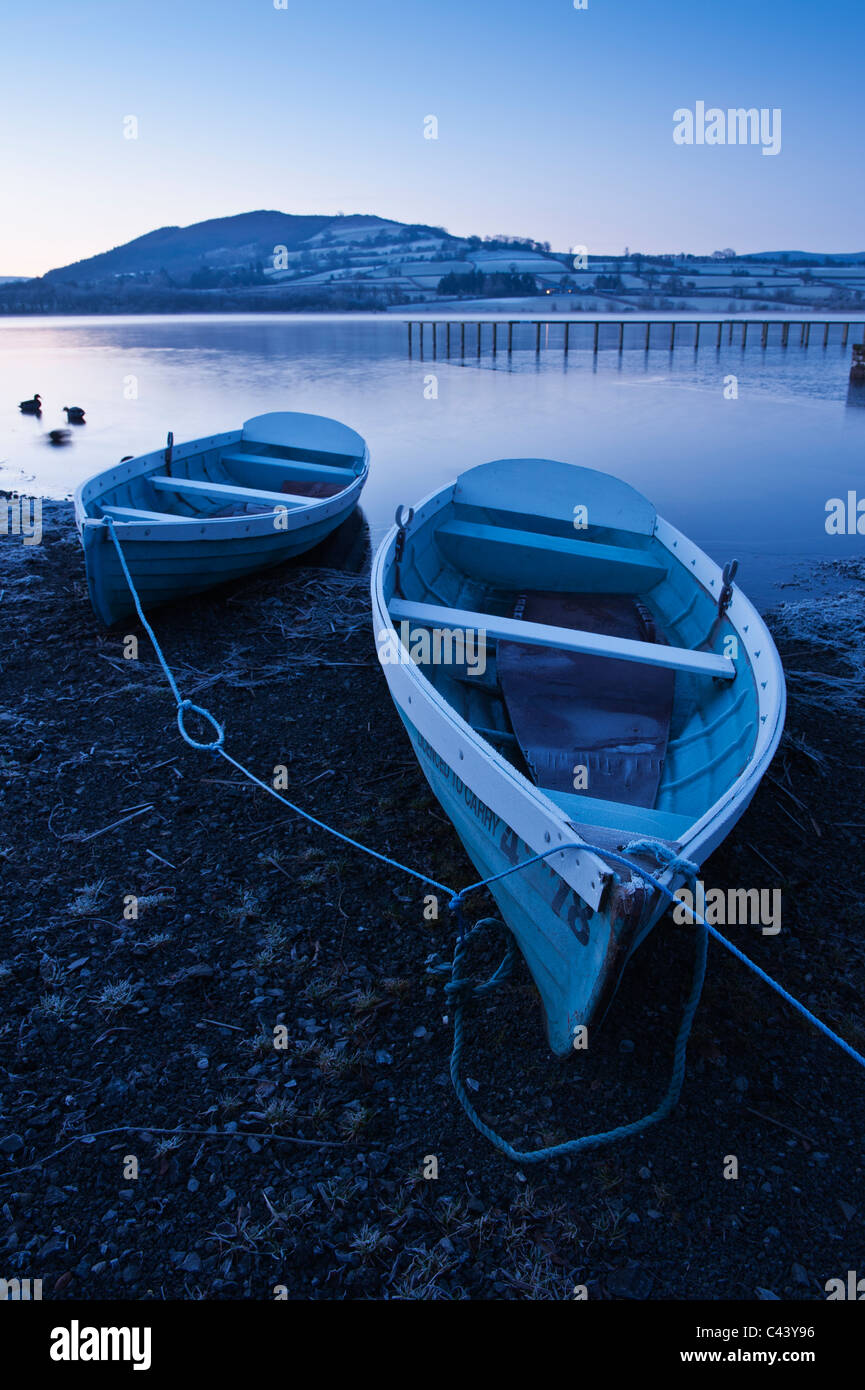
<box><xmin>2</xmin><ymin>313</ymin><xmax>864</xmax><ymax>609</ymax></box>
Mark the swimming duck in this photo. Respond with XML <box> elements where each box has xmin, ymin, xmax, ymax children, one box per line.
<box><xmin>47</xmin><ymin>428</ymin><xmax>72</xmax><ymax>446</ymax></box>
<box><xmin>63</xmin><ymin>405</ymin><xmax>86</xmax><ymax>423</ymax></box>
<box><xmin>19</xmin><ymin>394</ymin><xmax>42</xmax><ymax>414</ymax></box>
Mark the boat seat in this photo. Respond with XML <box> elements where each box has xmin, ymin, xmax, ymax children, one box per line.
<box><xmin>100</xmin><ymin>504</ymin><xmax>187</xmax><ymax>523</ymax></box>
<box><xmin>388</xmin><ymin>599</ymin><xmax>736</xmax><ymax>680</ymax></box>
<box><xmin>545</xmin><ymin>789</ymin><xmax>694</xmax><ymax>843</ymax></box>
<box><xmin>221</xmin><ymin>452</ymin><xmax>355</xmax><ymax>484</ymax></box>
<box><xmin>150</xmin><ymin>476</ymin><xmax>311</xmax><ymax>509</ymax></box>
<box><xmin>435</xmin><ymin>519</ymin><xmax>666</xmax><ymax>593</ymax></box>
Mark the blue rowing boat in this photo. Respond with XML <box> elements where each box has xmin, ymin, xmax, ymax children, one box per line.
<box><xmin>75</xmin><ymin>411</ymin><xmax>369</xmax><ymax>625</ymax></box>
<box><xmin>372</xmin><ymin>457</ymin><xmax>786</xmax><ymax>1055</ymax></box>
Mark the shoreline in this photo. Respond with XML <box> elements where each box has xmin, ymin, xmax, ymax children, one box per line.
<box><xmin>1</xmin><ymin>501</ymin><xmax>864</xmax><ymax>1300</ymax></box>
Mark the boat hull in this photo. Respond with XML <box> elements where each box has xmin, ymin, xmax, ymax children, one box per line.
<box><xmin>81</xmin><ymin>490</ymin><xmax>362</xmax><ymax>625</ymax></box>
<box><xmin>371</xmin><ymin>459</ymin><xmax>785</xmax><ymax>1056</ymax></box>
<box><xmin>74</xmin><ymin>412</ymin><xmax>369</xmax><ymax>624</ymax></box>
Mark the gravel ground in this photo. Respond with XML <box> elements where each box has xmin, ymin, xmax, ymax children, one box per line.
<box><xmin>0</xmin><ymin>500</ymin><xmax>863</xmax><ymax>1301</ymax></box>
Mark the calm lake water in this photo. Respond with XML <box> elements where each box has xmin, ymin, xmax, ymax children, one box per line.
<box><xmin>2</xmin><ymin>313</ymin><xmax>864</xmax><ymax>608</ymax></box>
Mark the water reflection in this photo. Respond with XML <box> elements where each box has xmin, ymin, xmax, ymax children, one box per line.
<box><xmin>1</xmin><ymin>314</ymin><xmax>864</xmax><ymax>608</ymax></box>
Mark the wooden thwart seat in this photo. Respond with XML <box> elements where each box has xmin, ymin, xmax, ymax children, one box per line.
<box><xmin>150</xmin><ymin>476</ymin><xmax>311</xmax><ymax>509</ymax></box>
<box><xmin>221</xmin><ymin>451</ymin><xmax>355</xmax><ymax>484</ymax></box>
<box><xmin>388</xmin><ymin>598</ymin><xmax>736</xmax><ymax>680</ymax></box>
<box><xmin>100</xmin><ymin>504</ymin><xmax>187</xmax><ymax>523</ymax></box>
<box><xmin>436</xmin><ymin>519</ymin><xmax>666</xmax><ymax>593</ymax></box>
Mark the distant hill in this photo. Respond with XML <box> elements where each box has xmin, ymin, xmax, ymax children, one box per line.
<box><xmin>41</xmin><ymin>210</ymin><xmax>457</xmax><ymax>286</ymax></box>
<box><xmin>742</xmin><ymin>251</ymin><xmax>865</xmax><ymax>264</ymax></box>
<box><xmin>3</xmin><ymin>213</ymin><xmax>865</xmax><ymax>315</ymax></box>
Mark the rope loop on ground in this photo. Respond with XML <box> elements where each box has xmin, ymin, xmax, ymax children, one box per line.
<box><xmin>176</xmin><ymin>698</ymin><xmax>225</xmax><ymax>751</ymax></box>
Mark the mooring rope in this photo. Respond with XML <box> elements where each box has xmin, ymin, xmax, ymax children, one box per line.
<box><xmin>98</xmin><ymin>518</ymin><xmax>865</xmax><ymax>1162</ymax></box>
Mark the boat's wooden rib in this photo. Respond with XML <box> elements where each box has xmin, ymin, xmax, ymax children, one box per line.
<box><xmin>372</xmin><ymin>456</ymin><xmax>785</xmax><ymax>1055</ymax></box>
<box><xmin>388</xmin><ymin>598</ymin><xmax>736</xmax><ymax>679</ymax></box>
<box><xmin>75</xmin><ymin>410</ymin><xmax>369</xmax><ymax>624</ymax></box>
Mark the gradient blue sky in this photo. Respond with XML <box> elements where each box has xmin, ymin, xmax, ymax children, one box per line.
<box><xmin>3</xmin><ymin>0</ymin><xmax>863</xmax><ymax>275</ymax></box>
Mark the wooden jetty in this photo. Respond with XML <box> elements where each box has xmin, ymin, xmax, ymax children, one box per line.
<box><xmin>406</xmin><ymin>317</ymin><xmax>865</xmax><ymax>359</ymax></box>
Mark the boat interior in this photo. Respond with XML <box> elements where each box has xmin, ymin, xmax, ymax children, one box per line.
<box><xmin>91</xmin><ymin>433</ymin><xmax>365</xmax><ymax>526</ymax></box>
<box><xmin>388</xmin><ymin>468</ymin><xmax>759</xmax><ymax>849</ymax></box>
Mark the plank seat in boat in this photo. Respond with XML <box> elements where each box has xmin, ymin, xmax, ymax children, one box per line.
<box><xmin>435</xmin><ymin>519</ymin><xmax>665</xmax><ymax>593</ymax></box>
<box><xmin>388</xmin><ymin>598</ymin><xmax>735</xmax><ymax>680</ymax></box>
<box><xmin>221</xmin><ymin>451</ymin><xmax>355</xmax><ymax>484</ymax></box>
<box><xmin>222</xmin><ymin>476</ymin><xmax>345</xmax><ymax>501</ymax></box>
<box><xmin>100</xmin><ymin>504</ymin><xmax>186</xmax><ymax>524</ymax></box>
<box><xmin>149</xmin><ymin>476</ymin><xmax>311</xmax><ymax>509</ymax></box>
<box><xmin>498</xmin><ymin>593</ymin><xmax>676</xmax><ymax>807</ymax></box>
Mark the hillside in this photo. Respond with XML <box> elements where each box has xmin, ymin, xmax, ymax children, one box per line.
<box><xmin>2</xmin><ymin>210</ymin><xmax>865</xmax><ymax>315</ymax></box>
<box><xmin>41</xmin><ymin>211</ymin><xmax>429</xmax><ymax>285</ymax></box>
